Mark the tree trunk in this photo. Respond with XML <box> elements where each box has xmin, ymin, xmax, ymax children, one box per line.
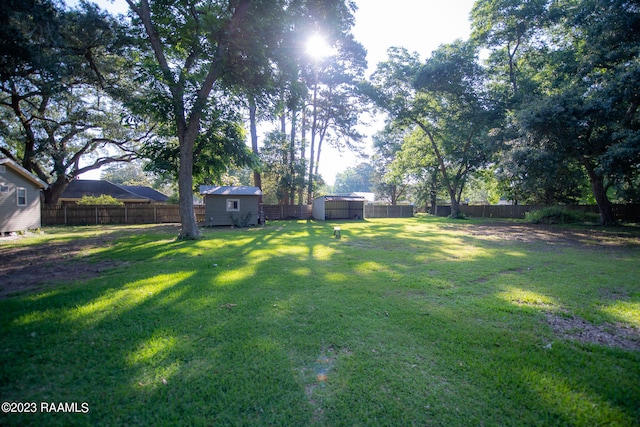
<box><xmin>289</xmin><ymin>107</ymin><xmax>297</xmax><ymax>205</ymax></box>
<box><xmin>249</xmin><ymin>98</ymin><xmax>262</xmax><ymax>202</ymax></box>
<box><xmin>582</xmin><ymin>158</ymin><xmax>616</xmax><ymax>225</ymax></box>
<box><xmin>44</xmin><ymin>176</ymin><xmax>70</xmax><ymax>204</ymax></box>
<box><xmin>449</xmin><ymin>193</ymin><xmax>460</xmax><ymax>218</ymax></box>
<box><xmin>299</xmin><ymin>106</ymin><xmax>307</xmax><ymax>205</ymax></box>
<box><xmin>177</xmin><ymin>129</ymin><xmax>200</xmax><ymax>240</ymax></box>
<box><xmin>307</xmin><ymin>75</ymin><xmax>319</xmax><ymax>204</ymax></box>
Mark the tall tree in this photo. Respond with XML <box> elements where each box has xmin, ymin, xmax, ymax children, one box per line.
<box><xmin>471</xmin><ymin>0</ymin><xmax>550</xmax><ymax>98</ymax></box>
<box><xmin>0</xmin><ymin>0</ymin><xmax>142</xmax><ymax>202</ymax></box>
<box><xmin>259</xmin><ymin>130</ymin><xmax>306</xmax><ymax>204</ymax></box>
<box><xmin>124</xmin><ymin>0</ymin><xmax>293</xmax><ymax>239</ymax></box>
<box><xmin>304</xmin><ymin>35</ymin><xmax>367</xmax><ymax>202</ymax></box>
<box><xmin>365</xmin><ymin>43</ymin><xmax>501</xmax><ymax>217</ymax></box>
<box><xmin>126</xmin><ymin>0</ymin><xmax>359</xmax><ymax>238</ymax></box>
<box><xmin>513</xmin><ymin>0</ymin><xmax>640</xmax><ymax>224</ymax></box>
<box><xmin>333</xmin><ymin>163</ymin><xmax>374</xmax><ymax>194</ymax></box>
<box><xmin>371</xmin><ymin>125</ymin><xmax>408</xmax><ymax>205</ymax></box>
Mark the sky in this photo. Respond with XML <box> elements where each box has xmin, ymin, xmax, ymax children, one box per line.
<box><xmin>76</xmin><ymin>0</ymin><xmax>476</xmax><ymax>184</ymax></box>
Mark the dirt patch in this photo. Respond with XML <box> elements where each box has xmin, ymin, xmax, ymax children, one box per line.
<box><xmin>468</xmin><ymin>222</ymin><xmax>640</xmax><ymax>248</ymax></box>
<box><xmin>0</xmin><ymin>224</ymin><xmax>181</xmax><ymax>299</ymax></box>
<box><xmin>546</xmin><ymin>313</ymin><xmax>640</xmax><ymax>351</ymax></box>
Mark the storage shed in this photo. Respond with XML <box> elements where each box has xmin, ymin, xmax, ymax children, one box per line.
<box><xmin>312</xmin><ymin>195</ymin><xmax>365</xmax><ymax>221</ymax></box>
<box><xmin>200</xmin><ymin>186</ymin><xmax>262</xmax><ymax>226</ymax></box>
<box><xmin>0</xmin><ymin>158</ymin><xmax>47</xmax><ymax>234</ymax></box>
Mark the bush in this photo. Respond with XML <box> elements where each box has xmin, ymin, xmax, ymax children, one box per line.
<box><xmin>76</xmin><ymin>195</ymin><xmax>124</xmax><ymax>206</ymax></box>
<box><xmin>525</xmin><ymin>206</ymin><xmax>599</xmax><ymax>224</ymax></box>
<box><xmin>230</xmin><ymin>211</ymin><xmax>253</xmax><ymax>227</ymax></box>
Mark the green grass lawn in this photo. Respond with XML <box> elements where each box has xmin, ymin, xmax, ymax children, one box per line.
<box><xmin>1</xmin><ymin>216</ymin><xmax>639</xmax><ymax>426</ymax></box>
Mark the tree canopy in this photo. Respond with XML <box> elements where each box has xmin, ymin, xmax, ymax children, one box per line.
<box><xmin>0</xmin><ymin>0</ymin><xmax>143</xmax><ymax>202</ymax></box>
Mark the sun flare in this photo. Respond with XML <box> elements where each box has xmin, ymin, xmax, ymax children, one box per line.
<box><xmin>306</xmin><ymin>34</ymin><xmax>334</xmax><ymax>59</ymax></box>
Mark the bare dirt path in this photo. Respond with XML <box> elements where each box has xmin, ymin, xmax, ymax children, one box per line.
<box><xmin>0</xmin><ymin>224</ymin><xmax>180</xmax><ymax>299</ymax></box>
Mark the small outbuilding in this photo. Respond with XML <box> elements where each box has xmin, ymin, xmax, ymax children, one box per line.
<box><xmin>200</xmin><ymin>186</ymin><xmax>262</xmax><ymax>226</ymax></box>
<box><xmin>0</xmin><ymin>158</ymin><xmax>47</xmax><ymax>234</ymax></box>
<box><xmin>312</xmin><ymin>195</ymin><xmax>365</xmax><ymax>221</ymax></box>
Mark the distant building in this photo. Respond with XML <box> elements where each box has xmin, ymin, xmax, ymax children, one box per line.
<box><xmin>200</xmin><ymin>186</ymin><xmax>262</xmax><ymax>226</ymax></box>
<box><xmin>350</xmin><ymin>192</ymin><xmax>375</xmax><ymax>202</ymax></box>
<box><xmin>58</xmin><ymin>180</ymin><xmax>168</xmax><ymax>205</ymax></box>
<box><xmin>0</xmin><ymin>158</ymin><xmax>47</xmax><ymax>234</ymax></box>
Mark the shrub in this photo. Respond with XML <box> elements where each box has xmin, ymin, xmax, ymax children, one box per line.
<box><xmin>525</xmin><ymin>206</ymin><xmax>599</xmax><ymax>224</ymax></box>
<box><xmin>230</xmin><ymin>211</ymin><xmax>253</xmax><ymax>227</ymax></box>
<box><xmin>76</xmin><ymin>195</ymin><xmax>124</xmax><ymax>206</ymax></box>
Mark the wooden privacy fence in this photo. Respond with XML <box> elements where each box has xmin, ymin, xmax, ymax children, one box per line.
<box><xmin>261</xmin><ymin>204</ymin><xmax>313</xmax><ymax>220</ymax></box>
<box><xmin>434</xmin><ymin>204</ymin><xmax>640</xmax><ymax>222</ymax></box>
<box><xmin>42</xmin><ymin>204</ymin><xmax>205</xmax><ymax>225</ymax></box>
<box><xmin>364</xmin><ymin>204</ymin><xmax>414</xmax><ymax>218</ymax></box>
<box><xmin>261</xmin><ymin>204</ymin><xmax>413</xmax><ymax>220</ymax></box>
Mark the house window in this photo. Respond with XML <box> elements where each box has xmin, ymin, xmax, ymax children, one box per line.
<box><xmin>17</xmin><ymin>187</ymin><xmax>26</xmax><ymax>206</ymax></box>
<box><xmin>0</xmin><ymin>166</ymin><xmax>6</xmax><ymax>173</ymax></box>
<box><xmin>0</xmin><ymin>183</ymin><xmax>8</xmax><ymax>193</ymax></box>
<box><xmin>226</xmin><ymin>199</ymin><xmax>240</xmax><ymax>212</ymax></box>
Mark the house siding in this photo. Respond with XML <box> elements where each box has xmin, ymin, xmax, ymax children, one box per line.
<box><xmin>204</xmin><ymin>195</ymin><xmax>259</xmax><ymax>226</ymax></box>
<box><xmin>0</xmin><ymin>168</ymin><xmax>42</xmax><ymax>233</ymax></box>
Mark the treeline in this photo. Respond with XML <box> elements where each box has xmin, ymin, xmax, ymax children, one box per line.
<box><xmin>1</xmin><ymin>0</ymin><xmax>638</xmax><ymax>240</ymax></box>
<box><xmin>363</xmin><ymin>0</ymin><xmax>639</xmax><ymax>225</ymax></box>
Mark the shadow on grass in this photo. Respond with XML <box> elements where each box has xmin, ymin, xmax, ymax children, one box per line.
<box><xmin>1</xmin><ymin>217</ymin><xmax>639</xmax><ymax>425</ymax></box>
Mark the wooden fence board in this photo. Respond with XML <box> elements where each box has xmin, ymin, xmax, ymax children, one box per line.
<box><xmin>44</xmin><ymin>203</ymin><xmax>634</xmax><ymax>225</ymax></box>
<box><xmin>42</xmin><ymin>204</ymin><xmax>205</xmax><ymax>225</ymax></box>
<box><xmin>261</xmin><ymin>204</ymin><xmax>313</xmax><ymax>220</ymax></box>
<box><xmin>434</xmin><ymin>204</ymin><xmax>640</xmax><ymax>222</ymax></box>
<box><xmin>364</xmin><ymin>205</ymin><xmax>414</xmax><ymax>218</ymax></box>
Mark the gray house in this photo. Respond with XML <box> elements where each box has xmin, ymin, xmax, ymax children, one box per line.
<box><xmin>200</xmin><ymin>186</ymin><xmax>262</xmax><ymax>226</ymax></box>
<box><xmin>0</xmin><ymin>158</ymin><xmax>47</xmax><ymax>234</ymax></box>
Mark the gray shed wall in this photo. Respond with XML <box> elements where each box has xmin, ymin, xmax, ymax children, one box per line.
<box><xmin>325</xmin><ymin>200</ymin><xmax>364</xmax><ymax>220</ymax></box>
<box><xmin>312</xmin><ymin>197</ymin><xmax>364</xmax><ymax>220</ymax></box>
<box><xmin>312</xmin><ymin>198</ymin><xmax>325</xmax><ymax>220</ymax></box>
<box><xmin>204</xmin><ymin>194</ymin><xmax>259</xmax><ymax>226</ymax></box>
<box><xmin>0</xmin><ymin>167</ymin><xmax>42</xmax><ymax>233</ymax></box>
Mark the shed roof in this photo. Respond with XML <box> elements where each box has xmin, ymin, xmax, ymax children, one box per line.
<box><xmin>0</xmin><ymin>158</ymin><xmax>47</xmax><ymax>189</ymax></box>
<box><xmin>199</xmin><ymin>185</ymin><xmax>262</xmax><ymax>196</ymax></box>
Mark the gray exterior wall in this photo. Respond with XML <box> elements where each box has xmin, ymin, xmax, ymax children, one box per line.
<box><xmin>203</xmin><ymin>194</ymin><xmax>259</xmax><ymax>226</ymax></box>
<box><xmin>0</xmin><ymin>167</ymin><xmax>43</xmax><ymax>233</ymax></box>
<box><xmin>312</xmin><ymin>197</ymin><xmax>364</xmax><ymax>220</ymax></box>
<box><xmin>312</xmin><ymin>198</ymin><xmax>325</xmax><ymax>220</ymax></box>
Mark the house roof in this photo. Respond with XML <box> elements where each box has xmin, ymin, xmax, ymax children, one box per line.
<box><xmin>59</xmin><ymin>180</ymin><xmax>165</xmax><ymax>202</ymax></box>
<box><xmin>350</xmin><ymin>192</ymin><xmax>375</xmax><ymax>202</ymax></box>
<box><xmin>315</xmin><ymin>195</ymin><xmax>366</xmax><ymax>202</ymax></box>
<box><xmin>199</xmin><ymin>185</ymin><xmax>262</xmax><ymax>196</ymax></box>
<box><xmin>0</xmin><ymin>158</ymin><xmax>47</xmax><ymax>189</ymax></box>
<box><xmin>119</xmin><ymin>185</ymin><xmax>169</xmax><ymax>202</ymax></box>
